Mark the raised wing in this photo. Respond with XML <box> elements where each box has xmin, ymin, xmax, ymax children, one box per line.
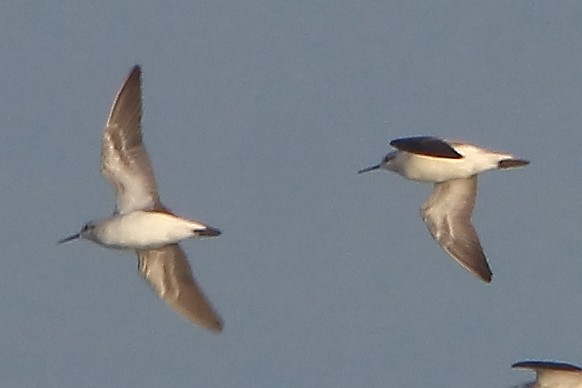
<box><xmin>390</xmin><ymin>136</ymin><xmax>463</xmax><ymax>159</ymax></box>
<box><xmin>101</xmin><ymin>65</ymin><xmax>160</xmax><ymax>214</ymax></box>
<box><xmin>420</xmin><ymin>176</ymin><xmax>492</xmax><ymax>282</ymax></box>
<box><xmin>137</xmin><ymin>244</ymin><xmax>223</xmax><ymax>332</ymax></box>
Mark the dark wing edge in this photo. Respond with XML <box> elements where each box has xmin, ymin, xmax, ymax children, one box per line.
<box><xmin>512</xmin><ymin>360</ymin><xmax>582</xmax><ymax>372</ymax></box>
<box><xmin>390</xmin><ymin>136</ymin><xmax>463</xmax><ymax>159</ymax></box>
<box><xmin>106</xmin><ymin>65</ymin><xmax>142</xmax><ymax>131</ymax></box>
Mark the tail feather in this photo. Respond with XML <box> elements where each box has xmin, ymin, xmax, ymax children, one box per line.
<box><xmin>498</xmin><ymin>158</ymin><xmax>529</xmax><ymax>169</ymax></box>
<box><xmin>195</xmin><ymin>226</ymin><xmax>221</xmax><ymax>237</ymax></box>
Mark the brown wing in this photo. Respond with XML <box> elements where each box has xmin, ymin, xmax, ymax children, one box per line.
<box><xmin>101</xmin><ymin>65</ymin><xmax>160</xmax><ymax>214</ymax></box>
<box><xmin>137</xmin><ymin>244</ymin><xmax>223</xmax><ymax>332</ymax></box>
<box><xmin>420</xmin><ymin>176</ymin><xmax>493</xmax><ymax>283</ymax></box>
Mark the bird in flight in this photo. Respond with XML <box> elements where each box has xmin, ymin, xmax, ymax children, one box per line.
<box><xmin>60</xmin><ymin>65</ymin><xmax>223</xmax><ymax>332</ymax></box>
<box><xmin>359</xmin><ymin>136</ymin><xmax>529</xmax><ymax>282</ymax></box>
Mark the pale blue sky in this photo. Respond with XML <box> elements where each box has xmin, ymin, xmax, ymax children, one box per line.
<box><xmin>1</xmin><ymin>1</ymin><xmax>581</xmax><ymax>387</ymax></box>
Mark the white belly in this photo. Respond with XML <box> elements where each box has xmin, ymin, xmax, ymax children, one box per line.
<box><xmin>400</xmin><ymin>154</ymin><xmax>478</xmax><ymax>182</ymax></box>
<box><xmin>396</xmin><ymin>145</ymin><xmax>509</xmax><ymax>183</ymax></box>
<box><xmin>97</xmin><ymin>211</ymin><xmax>197</xmax><ymax>249</ymax></box>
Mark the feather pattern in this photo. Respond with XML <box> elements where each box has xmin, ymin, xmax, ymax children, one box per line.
<box><xmin>421</xmin><ymin>176</ymin><xmax>492</xmax><ymax>282</ymax></box>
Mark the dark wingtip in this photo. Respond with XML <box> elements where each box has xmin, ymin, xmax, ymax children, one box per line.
<box><xmin>472</xmin><ymin>268</ymin><xmax>492</xmax><ymax>283</ymax></box>
<box><xmin>469</xmin><ymin>264</ymin><xmax>492</xmax><ymax>283</ymax></box>
<box><xmin>498</xmin><ymin>159</ymin><xmax>530</xmax><ymax>169</ymax></box>
<box><xmin>212</xmin><ymin>318</ymin><xmax>224</xmax><ymax>333</ymax></box>
<box><xmin>199</xmin><ymin>316</ymin><xmax>223</xmax><ymax>333</ymax></box>
<box><xmin>197</xmin><ymin>226</ymin><xmax>221</xmax><ymax>237</ymax></box>
<box><xmin>129</xmin><ymin>64</ymin><xmax>141</xmax><ymax>76</ymax></box>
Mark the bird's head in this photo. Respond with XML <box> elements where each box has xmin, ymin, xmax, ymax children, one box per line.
<box><xmin>58</xmin><ymin>221</ymin><xmax>98</xmax><ymax>244</ymax></box>
<box><xmin>358</xmin><ymin>151</ymin><xmax>397</xmax><ymax>174</ymax></box>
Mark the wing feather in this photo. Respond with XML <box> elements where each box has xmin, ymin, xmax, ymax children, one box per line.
<box><xmin>137</xmin><ymin>244</ymin><xmax>223</xmax><ymax>332</ymax></box>
<box><xmin>420</xmin><ymin>176</ymin><xmax>492</xmax><ymax>282</ymax></box>
<box><xmin>101</xmin><ymin>66</ymin><xmax>160</xmax><ymax>214</ymax></box>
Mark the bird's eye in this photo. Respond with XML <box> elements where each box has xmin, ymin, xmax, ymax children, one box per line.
<box><xmin>82</xmin><ymin>224</ymin><xmax>89</xmax><ymax>231</ymax></box>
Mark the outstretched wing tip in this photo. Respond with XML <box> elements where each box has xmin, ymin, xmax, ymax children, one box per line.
<box><xmin>101</xmin><ymin>66</ymin><xmax>159</xmax><ymax>214</ymax></box>
<box><xmin>137</xmin><ymin>244</ymin><xmax>223</xmax><ymax>333</ymax></box>
<box><xmin>422</xmin><ymin>177</ymin><xmax>492</xmax><ymax>282</ymax></box>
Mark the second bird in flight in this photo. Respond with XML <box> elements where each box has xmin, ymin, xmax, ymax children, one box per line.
<box><xmin>359</xmin><ymin>136</ymin><xmax>529</xmax><ymax>283</ymax></box>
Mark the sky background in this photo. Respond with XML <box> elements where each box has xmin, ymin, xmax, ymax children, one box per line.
<box><xmin>1</xmin><ymin>1</ymin><xmax>581</xmax><ymax>387</ymax></box>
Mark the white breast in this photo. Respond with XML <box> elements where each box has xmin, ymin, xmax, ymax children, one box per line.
<box><xmin>97</xmin><ymin>211</ymin><xmax>196</xmax><ymax>249</ymax></box>
<box><xmin>395</xmin><ymin>144</ymin><xmax>512</xmax><ymax>183</ymax></box>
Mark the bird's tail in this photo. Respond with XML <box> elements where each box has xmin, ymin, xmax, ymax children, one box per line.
<box><xmin>193</xmin><ymin>224</ymin><xmax>221</xmax><ymax>237</ymax></box>
<box><xmin>497</xmin><ymin>158</ymin><xmax>530</xmax><ymax>169</ymax></box>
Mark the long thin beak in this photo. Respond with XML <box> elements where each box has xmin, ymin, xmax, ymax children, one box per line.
<box><xmin>58</xmin><ymin>233</ymin><xmax>80</xmax><ymax>244</ymax></box>
<box><xmin>358</xmin><ymin>164</ymin><xmax>380</xmax><ymax>174</ymax></box>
